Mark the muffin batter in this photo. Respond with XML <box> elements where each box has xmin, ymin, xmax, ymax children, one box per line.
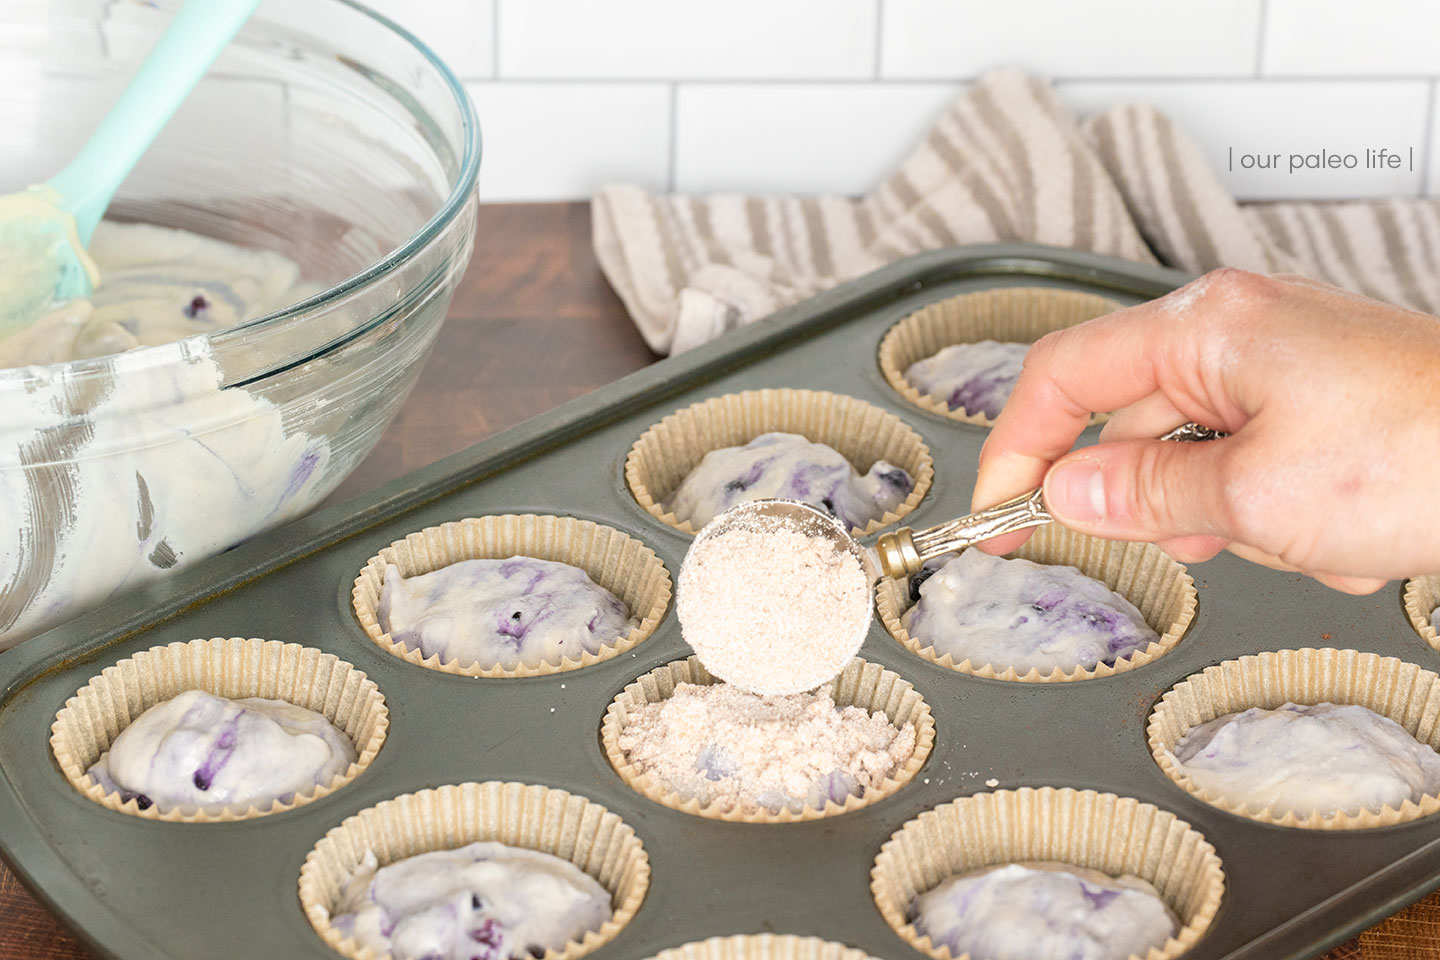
<box><xmin>86</xmin><ymin>689</ymin><xmax>356</xmax><ymax>814</ymax></box>
<box><xmin>904</xmin><ymin>340</ymin><xmax>1029</xmax><ymax>418</ymax></box>
<box><xmin>329</xmin><ymin>841</ymin><xmax>611</xmax><ymax>960</ymax></box>
<box><xmin>3</xmin><ymin>221</ymin><xmax>327</xmax><ymax>647</ymax></box>
<box><xmin>911</xmin><ymin>861</ymin><xmax>1177</xmax><ymax>960</ymax></box>
<box><xmin>901</xmin><ymin>550</ymin><xmax>1157</xmax><ymax>673</ymax></box>
<box><xmin>377</xmin><ymin>556</ymin><xmax>636</xmax><ymax>670</ymax></box>
<box><xmin>617</xmin><ymin>682</ymin><xmax>916</xmax><ymax>815</ymax></box>
<box><xmin>662</xmin><ymin>432</ymin><xmax>913</xmax><ymax>530</ymax></box>
<box><xmin>1172</xmin><ymin>702</ymin><xmax>1440</xmax><ymax>817</ymax></box>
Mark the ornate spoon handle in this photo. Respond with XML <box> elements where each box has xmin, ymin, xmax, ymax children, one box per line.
<box><xmin>871</xmin><ymin>421</ymin><xmax>1227</xmax><ymax>579</ymax></box>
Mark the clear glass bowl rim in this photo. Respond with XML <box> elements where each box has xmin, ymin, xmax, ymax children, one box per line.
<box><xmin>2</xmin><ymin>0</ymin><xmax>482</xmax><ymax>385</ymax></box>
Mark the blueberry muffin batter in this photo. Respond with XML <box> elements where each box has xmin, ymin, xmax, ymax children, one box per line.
<box><xmin>912</xmin><ymin>861</ymin><xmax>1177</xmax><ymax>960</ymax></box>
<box><xmin>903</xmin><ymin>340</ymin><xmax>1029</xmax><ymax>419</ymax></box>
<box><xmin>86</xmin><ymin>689</ymin><xmax>355</xmax><ymax>813</ymax></box>
<box><xmin>662</xmin><ymin>432</ymin><xmax>913</xmax><ymax>530</ymax></box>
<box><xmin>901</xmin><ymin>550</ymin><xmax>1157</xmax><ymax>674</ymax></box>
<box><xmin>378</xmin><ymin>556</ymin><xmax>636</xmax><ymax>670</ymax></box>
<box><xmin>329</xmin><ymin>842</ymin><xmax>611</xmax><ymax>960</ymax></box>
<box><xmin>1172</xmin><ymin>702</ymin><xmax>1440</xmax><ymax>817</ymax></box>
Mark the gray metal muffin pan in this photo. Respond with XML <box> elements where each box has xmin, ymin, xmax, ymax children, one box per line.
<box><xmin>1</xmin><ymin>244</ymin><xmax>1437</xmax><ymax>960</ymax></box>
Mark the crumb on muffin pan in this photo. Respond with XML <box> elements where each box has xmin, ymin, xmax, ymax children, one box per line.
<box><xmin>0</xmin><ymin>248</ymin><xmax>1435</xmax><ymax>960</ymax></box>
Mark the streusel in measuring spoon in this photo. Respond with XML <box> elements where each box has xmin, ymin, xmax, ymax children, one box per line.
<box><xmin>676</xmin><ymin>500</ymin><xmax>872</xmax><ymax>696</ymax></box>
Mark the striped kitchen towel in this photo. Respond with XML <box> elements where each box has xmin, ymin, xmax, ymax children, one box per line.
<box><xmin>593</xmin><ymin>67</ymin><xmax>1440</xmax><ymax>355</ymax></box>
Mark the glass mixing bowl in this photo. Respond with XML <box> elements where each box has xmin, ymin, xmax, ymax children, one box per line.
<box><xmin>0</xmin><ymin>0</ymin><xmax>481</xmax><ymax>646</ymax></box>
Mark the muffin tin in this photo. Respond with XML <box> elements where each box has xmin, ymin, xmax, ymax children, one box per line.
<box><xmin>1</xmin><ymin>244</ymin><xmax>1439</xmax><ymax>960</ymax></box>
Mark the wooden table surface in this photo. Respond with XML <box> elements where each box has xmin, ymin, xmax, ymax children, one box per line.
<box><xmin>1</xmin><ymin>202</ymin><xmax>1435</xmax><ymax>959</ymax></box>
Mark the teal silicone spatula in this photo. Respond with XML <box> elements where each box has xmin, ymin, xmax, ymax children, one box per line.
<box><xmin>0</xmin><ymin>0</ymin><xmax>263</xmax><ymax>337</ymax></box>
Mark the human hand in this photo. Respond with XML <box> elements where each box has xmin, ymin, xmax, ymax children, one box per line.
<box><xmin>971</xmin><ymin>269</ymin><xmax>1440</xmax><ymax>593</ymax></box>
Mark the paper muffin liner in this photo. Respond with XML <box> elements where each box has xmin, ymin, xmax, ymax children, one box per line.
<box><xmin>876</xmin><ymin>524</ymin><xmax>1196</xmax><ymax>682</ymax></box>
<box><xmin>352</xmin><ymin>514</ymin><xmax>672</xmax><ymax>678</ymax></box>
<box><xmin>624</xmin><ymin>388</ymin><xmax>934</xmax><ymax>536</ymax></box>
<box><xmin>601</xmin><ymin>655</ymin><xmax>935</xmax><ymax>822</ymax></box>
<box><xmin>642</xmin><ymin>935</ymin><xmax>883</xmax><ymax>960</ymax></box>
<box><xmin>50</xmin><ymin>637</ymin><xmax>388</xmax><ymax>823</ymax></box>
<box><xmin>299</xmin><ymin>781</ymin><xmax>649</xmax><ymax>960</ymax></box>
<box><xmin>1148</xmin><ymin>647</ymin><xmax>1440</xmax><ymax>829</ymax></box>
<box><xmin>877</xmin><ymin>287</ymin><xmax>1122</xmax><ymax>427</ymax></box>
<box><xmin>871</xmin><ymin>787</ymin><xmax>1224</xmax><ymax>960</ymax></box>
<box><xmin>1404</xmin><ymin>575</ymin><xmax>1440</xmax><ymax>652</ymax></box>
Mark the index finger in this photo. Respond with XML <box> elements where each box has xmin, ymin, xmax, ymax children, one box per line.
<box><xmin>971</xmin><ymin>280</ymin><xmax>1226</xmax><ymax>513</ymax></box>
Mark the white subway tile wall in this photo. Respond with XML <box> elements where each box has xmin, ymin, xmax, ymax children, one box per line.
<box><xmin>362</xmin><ymin>0</ymin><xmax>1440</xmax><ymax>201</ymax></box>
<box><xmin>879</xmin><ymin>0</ymin><xmax>1263</xmax><ymax>79</ymax></box>
<box><xmin>674</xmin><ymin>84</ymin><xmax>961</xmax><ymax>194</ymax></box>
<box><xmin>463</xmin><ymin>83</ymin><xmax>671</xmax><ymax>200</ymax></box>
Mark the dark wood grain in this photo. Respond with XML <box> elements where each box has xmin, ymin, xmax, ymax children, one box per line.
<box><xmin>0</xmin><ymin>202</ymin><xmax>1422</xmax><ymax>959</ymax></box>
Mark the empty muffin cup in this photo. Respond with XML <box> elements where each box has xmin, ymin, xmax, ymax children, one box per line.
<box><xmin>642</xmin><ymin>935</ymin><xmax>883</xmax><ymax>960</ymax></box>
<box><xmin>602</xmin><ymin>655</ymin><xmax>934</xmax><ymax>822</ymax></box>
<box><xmin>875</xmin><ymin>524</ymin><xmax>1196</xmax><ymax>682</ymax></box>
<box><xmin>1404</xmin><ymin>575</ymin><xmax>1440</xmax><ymax>652</ymax></box>
<box><xmin>352</xmin><ymin>514</ymin><xmax>672</xmax><ymax>678</ymax></box>
<box><xmin>1149</xmin><ymin>647</ymin><xmax>1440</xmax><ymax>829</ymax></box>
<box><xmin>870</xmin><ymin>786</ymin><xmax>1224</xmax><ymax>960</ymax></box>
<box><xmin>50</xmin><ymin>637</ymin><xmax>388</xmax><ymax>822</ymax></box>
<box><xmin>299</xmin><ymin>781</ymin><xmax>649</xmax><ymax>960</ymax></box>
<box><xmin>624</xmin><ymin>388</ymin><xmax>933</xmax><ymax>536</ymax></box>
<box><xmin>878</xmin><ymin>287</ymin><xmax>1122</xmax><ymax>427</ymax></box>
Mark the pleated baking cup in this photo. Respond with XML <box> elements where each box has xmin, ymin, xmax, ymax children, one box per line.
<box><xmin>642</xmin><ymin>935</ymin><xmax>882</xmax><ymax>960</ymax></box>
<box><xmin>1148</xmin><ymin>647</ymin><xmax>1440</xmax><ymax>829</ymax></box>
<box><xmin>352</xmin><ymin>514</ymin><xmax>672</xmax><ymax>678</ymax></box>
<box><xmin>299</xmin><ymin>781</ymin><xmax>649</xmax><ymax>960</ymax></box>
<box><xmin>624</xmin><ymin>388</ymin><xmax>934</xmax><ymax>536</ymax></box>
<box><xmin>601</xmin><ymin>655</ymin><xmax>935</xmax><ymax>822</ymax></box>
<box><xmin>877</xmin><ymin>287</ymin><xmax>1122</xmax><ymax>427</ymax></box>
<box><xmin>876</xmin><ymin>524</ymin><xmax>1196</xmax><ymax>682</ymax></box>
<box><xmin>50</xmin><ymin>637</ymin><xmax>387</xmax><ymax>823</ymax></box>
<box><xmin>1404</xmin><ymin>575</ymin><xmax>1440</xmax><ymax>651</ymax></box>
<box><xmin>871</xmin><ymin>787</ymin><xmax>1224</xmax><ymax>960</ymax></box>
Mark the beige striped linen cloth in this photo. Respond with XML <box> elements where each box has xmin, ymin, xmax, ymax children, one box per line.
<box><xmin>593</xmin><ymin>67</ymin><xmax>1440</xmax><ymax>356</ymax></box>
<box><xmin>593</xmin><ymin>67</ymin><xmax>1440</xmax><ymax>959</ymax></box>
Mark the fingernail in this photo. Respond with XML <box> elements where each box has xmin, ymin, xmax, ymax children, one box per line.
<box><xmin>1048</xmin><ymin>458</ymin><xmax>1106</xmax><ymax>524</ymax></box>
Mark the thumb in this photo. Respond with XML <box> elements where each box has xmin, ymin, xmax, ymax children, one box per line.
<box><xmin>1042</xmin><ymin>439</ymin><xmax>1235</xmax><ymax>542</ymax></box>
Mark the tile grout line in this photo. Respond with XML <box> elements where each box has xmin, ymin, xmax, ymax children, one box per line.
<box><xmin>1254</xmin><ymin>0</ymin><xmax>1269</xmax><ymax>77</ymax></box>
<box><xmin>451</xmin><ymin>74</ymin><xmax>1437</xmax><ymax>86</ymax></box>
<box><xmin>1422</xmin><ymin>79</ymin><xmax>1437</xmax><ymax>195</ymax></box>
<box><xmin>873</xmin><ymin>0</ymin><xmax>884</xmax><ymax>80</ymax></box>
<box><xmin>667</xmin><ymin>82</ymin><xmax>679</xmax><ymax>193</ymax></box>
<box><xmin>491</xmin><ymin>0</ymin><xmax>500</xmax><ymax>79</ymax></box>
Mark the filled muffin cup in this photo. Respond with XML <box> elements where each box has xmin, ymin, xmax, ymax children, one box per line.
<box><xmin>299</xmin><ymin>781</ymin><xmax>649</xmax><ymax>960</ymax></box>
<box><xmin>50</xmin><ymin>637</ymin><xmax>387</xmax><ymax>823</ymax></box>
<box><xmin>876</xmin><ymin>524</ymin><xmax>1196</xmax><ymax>682</ymax></box>
<box><xmin>602</xmin><ymin>655</ymin><xmax>935</xmax><ymax>822</ymax></box>
<box><xmin>877</xmin><ymin>287</ymin><xmax>1122</xmax><ymax>427</ymax></box>
<box><xmin>871</xmin><ymin>787</ymin><xmax>1224</xmax><ymax>960</ymax></box>
<box><xmin>624</xmin><ymin>388</ymin><xmax>934</xmax><ymax>537</ymax></box>
<box><xmin>1149</xmin><ymin>647</ymin><xmax>1440</xmax><ymax>829</ymax></box>
<box><xmin>352</xmin><ymin>514</ymin><xmax>672</xmax><ymax>678</ymax></box>
<box><xmin>642</xmin><ymin>935</ymin><xmax>882</xmax><ymax>960</ymax></box>
<box><xmin>1404</xmin><ymin>575</ymin><xmax>1440</xmax><ymax>652</ymax></box>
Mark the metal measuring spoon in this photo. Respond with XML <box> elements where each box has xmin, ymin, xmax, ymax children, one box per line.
<box><xmin>688</xmin><ymin>421</ymin><xmax>1228</xmax><ymax>589</ymax></box>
